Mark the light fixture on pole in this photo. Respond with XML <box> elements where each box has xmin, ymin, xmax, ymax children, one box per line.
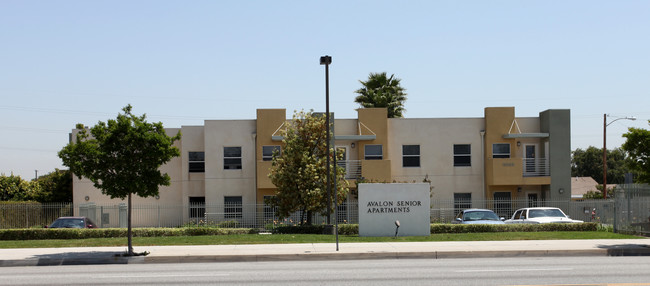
<box><xmin>603</xmin><ymin>114</ymin><xmax>636</xmax><ymax>199</ymax></box>
<box><xmin>320</xmin><ymin>55</ymin><xmax>332</xmax><ymax>224</ymax></box>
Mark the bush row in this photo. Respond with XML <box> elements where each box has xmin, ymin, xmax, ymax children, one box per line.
<box><xmin>0</xmin><ymin>227</ymin><xmax>256</xmax><ymax>241</ymax></box>
<box><xmin>0</xmin><ymin>223</ymin><xmax>598</xmax><ymax>240</ymax></box>
<box><xmin>430</xmin><ymin>222</ymin><xmax>598</xmax><ymax>233</ymax></box>
<box><xmin>271</xmin><ymin>224</ymin><xmax>358</xmax><ymax>235</ymax></box>
<box><xmin>273</xmin><ymin>222</ymin><xmax>598</xmax><ymax>235</ymax></box>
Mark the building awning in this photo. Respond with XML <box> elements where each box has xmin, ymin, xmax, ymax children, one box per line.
<box><xmin>502</xmin><ymin>119</ymin><xmax>549</xmax><ymax>139</ymax></box>
<box><xmin>272</xmin><ymin>134</ymin><xmax>377</xmax><ymax>142</ymax></box>
<box><xmin>503</xmin><ymin>133</ymin><xmax>549</xmax><ymax>139</ymax></box>
<box><xmin>271</xmin><ymin>120</ymin><xmax>377</xmax><ymax>142</ymax></box>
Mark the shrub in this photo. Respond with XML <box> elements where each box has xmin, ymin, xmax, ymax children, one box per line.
<box><xmin>272</xmin><ymin>225</ymin><xmax>325</xmax><ymax>234</ymax></box>
<box><xmin>0</xmin><ymin>227</ymin><xmax>256</xmax><ymax>240</ymax></box>
<box><xmin>430</xmin><ymin>222</ymin><xmax>598</xmax><ymax>234</ymax></box>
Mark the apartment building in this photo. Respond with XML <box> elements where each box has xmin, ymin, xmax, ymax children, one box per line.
<box><xmin>71</xmin><ymin>107</ymin><xmax>571</xmax><ymax>225</ymax></box>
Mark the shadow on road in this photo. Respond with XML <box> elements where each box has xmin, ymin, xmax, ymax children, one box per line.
<box><xmin>32</xmin><ymin>251</ymin><xmax>129</xmax><ymax>266</ymax></box>
<box><xmin>597</xmin><ymin>244</ymin><xmax>650</xmax><ymax>256</ymax></box>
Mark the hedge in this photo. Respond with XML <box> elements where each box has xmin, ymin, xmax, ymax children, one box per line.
<box><xmin>0</xmin><ymin>227</ymin><xmax>256</xmax><ymax>241</ymax></box>
<box><xmin>430</xmin><ymin>222</ymin><xmax>598</xmax><ymax>234</ymax></box>
<box><xmin>0</xmin><ymin>223</ymin><xmax>598</xmax><ymax>240</ymax></box>
<box><xmin>272</xmin><ymin>222</ymin><xmax>598</xmax><ymax>235</ymax></box>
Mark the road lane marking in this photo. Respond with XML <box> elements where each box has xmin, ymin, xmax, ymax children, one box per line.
<box><xmin>456</xmin><ymin>268</ymin><xmax>571</xmax><ymax>273</ymax></box>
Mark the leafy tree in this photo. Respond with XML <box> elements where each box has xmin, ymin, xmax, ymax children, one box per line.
<box><xmin>267</xmin><ymin>110</ymin><xmax>349</xmax><ymax>225</ymax></box>
<box><xmin>0</xmin><ymin>174</ymin><xmax>34</xmax><ymax>201</ymax></box>
<box><xmin>32</xmin><ymin>169</ymin><xmax>72</xmax><ymax>203</ymax></box>
<box><xmin>58</xmin><ymin>105</ymin><xmax>180</xmax><ymax>255</ymax></box>
<box><xmin>571</xmin><ymin>146</ymin><xmax>629</xmax><ymax>184</ymax></box>
<box><xmin>622</xmin><ymin>124</ymin><xmax>650</xmax><ymax>183</ymax></box>
<box><xmin>354</xmin><ymin>72</ymin><xmax>407</xmax><ymax>118</ymax></box>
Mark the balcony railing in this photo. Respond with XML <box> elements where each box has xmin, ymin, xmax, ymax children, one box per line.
<box><xmin>337</xmin><ymin>160</ymin><xmax>362</xmax><ymax>179</ymax></box>
<box><xmin>522</xmin><ymin>158</ymin><xmax>549</xmax><ymax>177</ymax></box>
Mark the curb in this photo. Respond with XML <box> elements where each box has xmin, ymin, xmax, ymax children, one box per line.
<box><xmin>2</xmin><ymin>247</ymin><xmax>650</xmax><ymax>267</ymax></box>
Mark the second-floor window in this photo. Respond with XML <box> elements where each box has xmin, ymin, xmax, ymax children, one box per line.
<box><xmin>492</xmin><ymin>143</ymin><xmax>511</xmax><ymax>158</ymax></box>
<box><xmin>364</xmin><ymin>144</ymin><xmax>383</xmax><ymax>160</ymax></box>
<box><xmin>189</xmin><ymin>152</ymin><xmax>205</xmax><ymax>173</ymax></box>
<box><xmin>262</xmin><ymin>146</ymin><xmax>281</xmax><ymax>161</ymax></box>
<box><xmin>453</xmin><ymin>144</ymin><xmax>471</xmax><ymax>167</ymax></box>
<box><xmin>224</xmin><ymin>147</ymin><xmax>242</xmax><ymax>169</ymax></box>
<box><xmin>402</xmin><ymin>145</ymin><xmax>420</xmax><ymax>167</ymax></box>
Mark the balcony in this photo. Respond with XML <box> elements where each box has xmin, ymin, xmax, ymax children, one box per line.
<box><xmin>487</xmin><ymin>157</ymin><xmax>550</xmax><ymax>186</ymax></box>
<box><xmin>336</xmin><ymin>160</ymin><xmax>392</xmax><ymax>181</ymax></box>
<box><xmin>523</xmin><ymin>158</ymin><xmax>549</xmax><ymax>177</ymax></box>
<box><xmin>338</xmin><ymin>160</ymin><xmax>362</xmax><ymax>179</ymax></box>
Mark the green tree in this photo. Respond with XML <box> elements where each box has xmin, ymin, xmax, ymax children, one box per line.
<box><xmin>267</xmin><ymin>110</ymin><xmax>349</xmax><ymax>225</ymax></box>
<box><xmin>32</xmin><ymin>169</ymin><xmax>72</xmax><ymax>203</ymax></box>
<box><xmin>571</xmin><ymin>146</ymin><xmax>629</xmax><ymax>184</ymax></box>
<box><xmin>58</xmin><ymin>105</ymin><xmax>180</xmax><ymax>255</ymax></box>
<box><xmin>0</xmin><ymin>174</ymin><xmax>34</xmax><ymax>201</ymax></box>
<box><xmin>354</xmin><ymin>72</ymin><xmax>407</xmax><ymax>118</ymax></box>
<box><xmin>622</xmin><ymin>124</ymin><xmax>650</xmax><ymax>183</ymax></box>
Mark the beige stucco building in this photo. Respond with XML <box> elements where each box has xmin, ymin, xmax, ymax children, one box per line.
<box><xmin>71</xmin><ymin>107</ymin><xmax>571</xmax><ymax>227</ymax></box>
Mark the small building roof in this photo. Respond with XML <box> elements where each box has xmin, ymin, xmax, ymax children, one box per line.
<box><xmin>571</xmin><ymin>177</ymin><xmax>599</xmax><ymax>199</ymax></box>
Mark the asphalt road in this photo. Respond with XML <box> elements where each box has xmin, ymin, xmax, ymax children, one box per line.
<box><xmin>1</xmin><ymin>256</ymin><xmax>650</xmax><ymax>286</ymax></box>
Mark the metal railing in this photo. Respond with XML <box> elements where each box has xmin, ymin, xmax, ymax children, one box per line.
<box><xmin>2</xmin><ymin>186</ymin><xmax>649</xmax><ymax>233</ymax></box>
<box><xmin>522</xmin><ymin>158</ymin><xmax>549</xmax><ymax>177</ymax></box>
<box><xmin>338</xmin><ymin>160</ymin><xmax>362</xmax><ymax>179</ymax></box>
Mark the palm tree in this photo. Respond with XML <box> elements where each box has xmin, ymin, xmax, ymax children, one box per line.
<box><xmin>354</xmin><ymin>72</ymin><xmax>407</xmax><ymax>118</ymax></box>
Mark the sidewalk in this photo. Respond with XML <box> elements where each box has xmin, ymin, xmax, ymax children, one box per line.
<box><xmin>1</xmin><ymin>239</ymin><xmax>649</xmax><ymax>267</ymax></box>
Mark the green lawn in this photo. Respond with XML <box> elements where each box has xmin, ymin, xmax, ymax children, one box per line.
<box><xmin>0</xmin><ymin>231</ymin><xmax>642</xmax><ymax>249</ymax></box>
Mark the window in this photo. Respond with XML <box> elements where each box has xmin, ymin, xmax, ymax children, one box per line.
<box><xmin>453</xmin><ymin>144</ymin><xmax>471</xmax><ymax>167</ymax></box>
<box><xmin>189</xmin><ymin>197</ymin><xmax>205</xmax><ymax>218</ymax></box>
<box><xmin>262</xmin><ymin>146</ymin><xmax>281</xmax><ymax>161</ymax></box>
<box><xmin>189</xmin><ymin>152</ymin><xmax>205</xmax><ymax>173</ymax></box>
<box><xmin>454</xmin><ymin>193</ymin><xmax>471</xmax><ymax>214</ymax></box>
<box><xmin>492</xmin><ymin>143</ymin><xmax>511</xmax><ymax>158</ymax></box>
<box><xmin>224</xmin><ymin>196</ymin><xmax>242</xmax><ymax>219</ymax></box>
<box><xmin>364</xmin><ymin>144</ymin><xmax>383</xmax><ymax>160</ymax></box>
<box><xmin>224</xmin><ymin>147</ymin><xmax>242</xmax><ymax>169</ymax></box>
<box><xmin>402</xmin><ymin>145</ymin><xmax>420</xmax><ymax>167</ymax></box>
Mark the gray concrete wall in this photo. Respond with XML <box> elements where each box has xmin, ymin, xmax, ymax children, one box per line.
<box><xmin>540</xmin><ymin>109</ymin><xmax>571</xmax><ymax>200</ymax></box>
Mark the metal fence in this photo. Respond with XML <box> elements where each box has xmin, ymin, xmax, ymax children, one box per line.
<box><xmin>613</xmin><ymin>184</ymin><xmax>650</xmax><ymax>234</ymax></box>
<box><xmin>2</xmin><ymin>186</ymin><xmax>649</xmax><ymax>233</ymax></box>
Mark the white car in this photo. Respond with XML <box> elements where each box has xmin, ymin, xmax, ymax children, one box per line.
<box><xmin>504</xmin><ymin>207</ymin><xmax>583</xmax><ymax>224</ymax></box>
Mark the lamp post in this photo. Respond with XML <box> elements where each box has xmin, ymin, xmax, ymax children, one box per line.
<box><xmin>603</xmin><ymin>114</ymin><xmax>636</xmax><ymax>198</ymax></box>
<box><xmin>320</xmin><ymin>55</ymin><xmax>332</xmax><ymax>224</ymax></box>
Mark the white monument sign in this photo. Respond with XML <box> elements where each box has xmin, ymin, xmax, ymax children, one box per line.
<box><xmin>358</xmin><ymin>183</ymin><xmax>430</xmax><ymax>237</ymax></box>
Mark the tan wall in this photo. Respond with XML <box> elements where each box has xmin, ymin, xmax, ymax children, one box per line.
<box><xmin>388</xmin><ymin>118</ymin><xmax>485</xmax><ymax>200</ymax></box>
<box><xmin>361</xmin><ymin>160</ymin><xmax>391</xmax><ymax>181</ymax></box>
<box><xmin>255</xmin><ymin>109</ymin><xmax>286</xmax><ymax>195</ymax></box>
<box><xmin>357</xmin><ymin>108</ymin><xmax>391</xmax><ymax>181</ymax></box>
<box><xmin>180</xmin><ymin>126</ymin><xmax>206</xmax><ymax>206</ymax></box>
<box><xmin>204</xmin><ymin>120</ymin><xmax>257</xmax><ymax>207</ymax></box>
<box><xmin>484</xmin><ymin>107</ymin><xmax>551</xmax><ymax>201</ymax></box>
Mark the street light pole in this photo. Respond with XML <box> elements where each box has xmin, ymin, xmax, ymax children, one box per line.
<box><xmin>320</xmin><ymin>55</ymin><xmax>332</xmax><ymax>224</ymax></box>
<box><xmin>603</xmin><ymin>114</ymin><xmax>636</xmax><ymax>199</ymax></box>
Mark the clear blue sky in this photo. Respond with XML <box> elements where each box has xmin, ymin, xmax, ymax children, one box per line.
<box><xmin>1</xmin><ymin>1</ymin><xmax>649</xmax><ymax>179</ymax></box>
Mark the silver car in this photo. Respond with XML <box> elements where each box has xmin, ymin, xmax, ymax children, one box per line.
<box><xmin>453</xmin><ymin>209</ymin><xmax>505</xmax><ymax>224</ymax></box>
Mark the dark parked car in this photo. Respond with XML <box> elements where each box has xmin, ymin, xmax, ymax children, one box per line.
<box><xmin>453</xmin><ymin>209</ymin><xmax>505</xmax><ymax>224</ymax></box>
<box><xmin>46</xmin><ymin>217</ymin><xmax>98</xmax><ymax>228</ymax></box>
